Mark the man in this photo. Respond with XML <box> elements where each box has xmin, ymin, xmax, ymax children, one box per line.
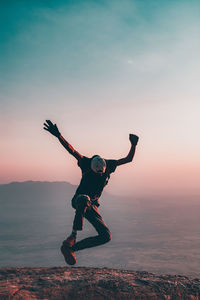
<box><xmin>43</xmin><ymin>120</ymin><xmax>139</xmax><ymax>265</ymax></box>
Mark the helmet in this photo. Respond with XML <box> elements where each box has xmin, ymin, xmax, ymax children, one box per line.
<box><xmin>91</xmin><ymin>155</ymin><xmax>106</xmax><ymax>174</ymax></box>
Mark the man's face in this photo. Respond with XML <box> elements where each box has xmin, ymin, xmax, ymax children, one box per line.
<box><xmin>96</xmin><ymin>170</ymin><xmax>104</xmax><ymax>176</ymax></box>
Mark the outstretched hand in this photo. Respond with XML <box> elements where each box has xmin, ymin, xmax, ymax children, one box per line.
<box><xmin>43</xmin><ymin>120</ymin><xmax>61</xmax><ymax>137</ymax></box>
<box><xmin>129</xmin><ymin>134</ymin><xmax>139</xmax><ymax>146</ymax></box>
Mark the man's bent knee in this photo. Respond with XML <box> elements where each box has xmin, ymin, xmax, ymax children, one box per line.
<box><xmin>101</xmin><ymin>231</ymin><xmax>111</xmax><ymax>243</ymax></box>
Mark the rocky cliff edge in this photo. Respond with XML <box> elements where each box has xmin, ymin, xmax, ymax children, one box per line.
<box><xmin>1</xmin><ymin>267</ymin><xmax>200</xmax><ymax>300</ymax></box>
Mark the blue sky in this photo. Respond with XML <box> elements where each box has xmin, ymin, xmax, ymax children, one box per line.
<box><xmin>1</xmin><ymin>0</ymin><xmax>200</xmax><ymax>196</ymax></box>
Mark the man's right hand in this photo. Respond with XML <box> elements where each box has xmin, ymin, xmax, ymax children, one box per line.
<box><xmin>43</xmin><ymin>120</ymin><xmax>61</xmax><ymax>137</ymax></box>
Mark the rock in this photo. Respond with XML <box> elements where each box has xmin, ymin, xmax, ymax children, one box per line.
<box><xmin>0</xmin><ymin>267</ymin><xmax>200</xmax><ymax>299</ymax></box>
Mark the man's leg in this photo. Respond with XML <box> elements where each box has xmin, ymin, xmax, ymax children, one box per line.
<box><xmin>61</xmin><ymin>194</ymin><xmax>91</xmax><ymax>265</ymax></box>
<box><xmin>72</xmin><ymin>194</ymin><xmax>91</xmax><ymax>231</ymax></box>
<box><xmin>72</xmin><ymin>205</ymin><xmax>111</xmax><ymax>251</ymax></box>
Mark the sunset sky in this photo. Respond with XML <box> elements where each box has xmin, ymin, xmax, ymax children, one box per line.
<box><xmin>1</xmin><ymin>0</ymin><xmax>200</xmax><ymax>196</ymax></box>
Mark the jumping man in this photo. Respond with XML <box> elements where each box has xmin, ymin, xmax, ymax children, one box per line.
<box><xmin>43</xmin><ymin>120</ymin><xmax>139</xmax><ymax>265</ymax></box>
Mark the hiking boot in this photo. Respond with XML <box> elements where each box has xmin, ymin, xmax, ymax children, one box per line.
<box><xmin>62</xmin><ymin>235</ymin><xmax>76</xmax><ymax>248</ymax></box>
<box><xmin>60</xmin><ymin>243</ymin><xmax>77</xmax><ymax>265</ymax></box>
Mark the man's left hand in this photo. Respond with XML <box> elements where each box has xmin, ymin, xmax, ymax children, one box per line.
<box><xmin>129</xmin><ymin>134</ymin><xmax>139</xmax><ymax>146</ymax></box>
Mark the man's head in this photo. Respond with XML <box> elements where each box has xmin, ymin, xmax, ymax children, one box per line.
<box><xmin>91</xmin><ymin>155</ymin><xmax>106</xmax><ymax>174</ymax></box>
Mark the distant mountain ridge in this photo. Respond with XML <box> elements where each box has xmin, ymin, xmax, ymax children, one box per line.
<box><xmin>0</xmin><ymin>180</ymin><xmax>77</xmax><ymax>190</ymax></box>
<box><xmin>0</xmin><ymin>180</ymin><xmax>77</xmax><ymax>202</ymax></box>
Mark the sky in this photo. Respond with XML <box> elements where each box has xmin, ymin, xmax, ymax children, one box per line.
<box><xmin>0</xmin><ymin>0</ymin><xmax>200</xmax><ymax>196</ymax></box>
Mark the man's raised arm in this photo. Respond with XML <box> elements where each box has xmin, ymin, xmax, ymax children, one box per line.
<box><xmin>43</xmin><ymin>120</ymin><xmax>83</xmax><ymax>161</ymax></box>
<box><xmin>116</xmin><ymin>134</ymin><xmax>139</xmax><ymax>166</ymax></box>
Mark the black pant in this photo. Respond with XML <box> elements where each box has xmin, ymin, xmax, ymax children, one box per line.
<box><xmin>71</xmin><ymin>194</ymin><xmax>111</xmax><ymax>252</ymax></box>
